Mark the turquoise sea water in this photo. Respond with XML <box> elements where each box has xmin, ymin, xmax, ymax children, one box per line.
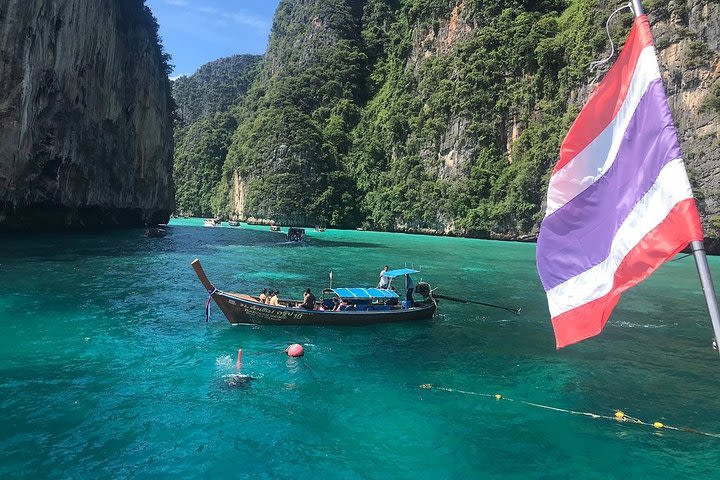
<box><xmin>1</xmin><ymin>218</ymin><xmax>719</xmax><ymax>479</ymax></box>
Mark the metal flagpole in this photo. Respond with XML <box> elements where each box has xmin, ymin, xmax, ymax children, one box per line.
<box><xmin>630</xmin><ymin>0</ymin><xmax>720</xmax><ymax>352</ymax></box>
<box><xmin>691</xmin><ymin>242</ymin><xmax>720</xmax><ymax>352</ymax></box>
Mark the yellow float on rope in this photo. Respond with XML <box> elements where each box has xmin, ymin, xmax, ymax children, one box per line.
<box><xmin>614</xmin><ymin>410</ymin><xmax>625</xmax><ymax>420</ymax></box>
<box><xmin>653</xmin><ymin>422</ymin><xmax>665</xmax><ymax>429</ymax></box>
<box><xmin>495</xmin><ymin>394</ymin><xmax>503</xmax><ymax>400</ymax></box>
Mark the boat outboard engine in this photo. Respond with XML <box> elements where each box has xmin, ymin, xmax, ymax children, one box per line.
<box><xmin>415</xmin><ymin>282</ymin><xmax>432</xmax><ymax>300</ymax></box>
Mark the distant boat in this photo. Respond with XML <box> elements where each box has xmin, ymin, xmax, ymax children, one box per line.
<box><xmin>247</xmin><ymin>217</ymin><xmax>275</xmax><ymax>226</ymax></box>
<box><xmin>191</xmin><ymin>260</ymin><xmax>436</xmax><ymax>326</ymax></box>
<box><xmin>145</xmin><ymin>227</ymin><xmax>167</xmax><ymax>238</ymax></box>
<box><xmin>228</xmin><ymin>221</ymin><xmax>240</xmax><ymax>227</ymax></box>
<box><xmin>288</xmin><ymin>227</ymin><xmax>305</xmax><ymax>242</ymax></box>
<box><xmin>203</xmin><ymin>218</ymin><xmax>221</xmax><ymax>227</ymax></box>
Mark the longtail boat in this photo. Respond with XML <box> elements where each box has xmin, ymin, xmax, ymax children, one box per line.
<box><xmin>287</xmin><ymin>227</ymin><xmax>304</xmax><ymax>242</ymax></box>
<box><xmin>191</xmin><ymin>259</ymin><xmax>437</xmax><ymax>326</ymax></box>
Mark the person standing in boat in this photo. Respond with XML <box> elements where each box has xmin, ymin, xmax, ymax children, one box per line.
<box><xmin>378</xmin><ymin>265</ymin><xmax>390</xmax><ymax>288</ymax></box>
<box><xmin>404</xmin><ymin>274</ymin><xmax>414</xmax><ymax>305</ymax></box>
<box><xmin>298</xmin><ymin>288</ymin><xmax>316</xmax><ymax>310</ymax></box>
<box><xmin>258</xmin><ymin>288</ymin><xmax>268</xmax><ymax>303</ymax></box>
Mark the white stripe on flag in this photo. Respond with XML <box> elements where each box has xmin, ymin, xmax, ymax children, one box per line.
<box><xmin>546</xmin><ymin>47</ymin><xmax>661</xmax><ymax>216</ymax></box>
<box><xmin>546</xmin><ymin>158</ymin><xmax>693</xmax><ymax>317</ymax></box>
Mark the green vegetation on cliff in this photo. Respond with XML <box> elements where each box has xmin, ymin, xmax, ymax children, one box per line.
<box><xmin>172</xmin><ymin>55</ymin><xmax>261</xmax><ymax>216</ymax></box>
<box><xmin>218</xmin><ymin>0</ymin><xmax>367</xmax><ymax>227</ymax></box>
<box><xmin>174</xmin><ymin>112</ymin><xmax>237</xmax><ymax>217</ymax></box>
<box><xmin>173</xmin><ymin>55</ymin><xmax>261</xmax><ymax>126</ymax></box>
<box><xmin>172</xmin><ymin>0</ymin><xmax>718</xmax><ymax>238</ymax></box>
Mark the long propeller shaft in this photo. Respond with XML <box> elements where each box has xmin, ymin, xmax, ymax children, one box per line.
<box><xmin>434</xmin><ymin>294</ymin><xmax>521</xmax><ymax>315</ymax></box>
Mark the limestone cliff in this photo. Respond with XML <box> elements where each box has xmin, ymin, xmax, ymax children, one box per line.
<box><xmin>171</xmin><ymin>55</ymin><xmax>260</xmax><ymax>217</ymax></box>
<box><xmin>220</xmin><ymin>0</ymin><xmax>366</xmax><ymax>227</ymax></box>
<box><xmin>0</xmin><ymin>0</ymin><xmax>174</xmax><ymax>231</ymax></box>
<box><xmin>181</xmin><ymin>0</ymin><xmax>718</xmax><ymax>248</ymax></box>
<box><xmin>172</xmin><ymin>54</ymin><xmax>261</xmax><ymax>127</ymax></box>
<box><xmin>370</xmin><ymin>0</ymin><xmax>719</xmax><ymax>242</ymax></box>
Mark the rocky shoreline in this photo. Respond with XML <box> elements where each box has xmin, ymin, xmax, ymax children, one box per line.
<box><xmin>384</xmin><ymin>225</ymin><xmax>720</xmax><ymax>256</ymax></box>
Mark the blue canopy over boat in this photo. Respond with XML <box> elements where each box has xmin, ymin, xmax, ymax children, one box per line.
<box><xmin>384</xmin><ymin>268</ymin><xmax>420</xmax><ymax>278</ymax></box>
<box><xmin>331</xmin><ymin>288</ymin><xmax>399</xmax><ymax>299</ymax></box>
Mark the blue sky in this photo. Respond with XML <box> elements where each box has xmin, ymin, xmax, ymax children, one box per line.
<box><xmin>145</xmin><ymin>0</ymin><xmax>281</xmax><ymax>77</ymax></box>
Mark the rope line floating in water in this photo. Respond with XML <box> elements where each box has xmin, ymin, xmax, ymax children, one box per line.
<box><xmin>418</xmin><ymin>384</ymin><xmax>720</xmax><ymax>439</ymax></box>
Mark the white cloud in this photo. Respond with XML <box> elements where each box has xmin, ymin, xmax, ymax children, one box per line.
<box><xmin>223</xmin><ymin>12</ymin><xmax>270</xmax><ymax>30</ymax></box>
<box><xmin>196</xmin><ymin>6</ymin><xmax>219</xmax><ymax>15</ymax></box>
<box><xmin>162</xmin><ymin>1</ymin><xmax>270</xmax><ymax>31</ymax></box>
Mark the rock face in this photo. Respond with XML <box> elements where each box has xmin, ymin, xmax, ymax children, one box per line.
<box><xmin>0</xmin><ymin>0</ymin><xmax>174</xmax><ymax>231</ymax></box>
<box><xmin>651</xmin><ymin>1</ymin><xmax>720</xmax><ymax>235</ymax></box>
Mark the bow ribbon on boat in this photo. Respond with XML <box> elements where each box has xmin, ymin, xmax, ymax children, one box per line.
<box><xmin>205</xmin><ymin>288</ymin><xmax>219</xmax><ymax>322</ymax></box>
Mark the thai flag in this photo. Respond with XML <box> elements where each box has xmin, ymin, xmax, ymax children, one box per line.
<box><xmin>537</xmin><ymin>15</ymin><xmax>704</xmax><ymax>348</ymax></box>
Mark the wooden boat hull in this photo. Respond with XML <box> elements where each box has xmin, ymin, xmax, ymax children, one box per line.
<box><xmin>212</xmin><ymin>291</ymin><xmax>436</xmax><ymax>326</ymax></box>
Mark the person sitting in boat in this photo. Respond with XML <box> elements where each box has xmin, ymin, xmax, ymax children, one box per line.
<box><xmin>268</xmin><ymin>291</ymin><xmax>280</xmax><ymax>306</ymax></box>
<box><xmin>378</xmin><ymin>265</ymin><xmax>390</xmax><ymax>288</ymax></box>
<box><xmin>258</xmin><ymin>288</ymin><xmax>268</xmax><ymax>303</ymax></box>
<box><xmin>298</xmin><ymin>288</ymin><xmax>316</xmax><ymax>310</ymax></box>
<box><xmin>332</xmin><ymin>297</ymin><xmax>341</xmax><ymax>311</ymax></box>
<box><xmin>387</xmin><ymin>287</ymin><xmax>399</xmax><ymax>306</ymax></box>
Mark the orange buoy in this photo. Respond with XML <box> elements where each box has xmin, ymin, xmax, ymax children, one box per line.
<box><xmin>287</xmin><ymin>343</ymin><xmax>304</xmax><ymax>357</ymax></box>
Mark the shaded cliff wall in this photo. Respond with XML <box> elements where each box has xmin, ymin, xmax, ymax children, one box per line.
<box><xmin>0</xmin><ymin>0</ymin><xmax>174</xmax><ymax>230</ymax></box>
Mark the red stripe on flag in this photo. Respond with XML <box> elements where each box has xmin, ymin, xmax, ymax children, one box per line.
<box><xmin>552</xmin><ymin>15</ymin><xmax>654</xmax><ymax>175</ymax></box>
<box><xmin>551</xmin><ymin>198</ymin><xmax>703</xmax><ymax>348</ymax></box>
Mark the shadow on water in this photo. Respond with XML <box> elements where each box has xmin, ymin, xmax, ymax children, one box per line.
<box><xmin>276</xmin><ymin>238</ymin><xmax>383</xmax><ymax>249</ymax></box>
<box><xmin>0</xmin><ymin>225</ymin><xmax>383</xmax><ymax>263</ymax></box>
